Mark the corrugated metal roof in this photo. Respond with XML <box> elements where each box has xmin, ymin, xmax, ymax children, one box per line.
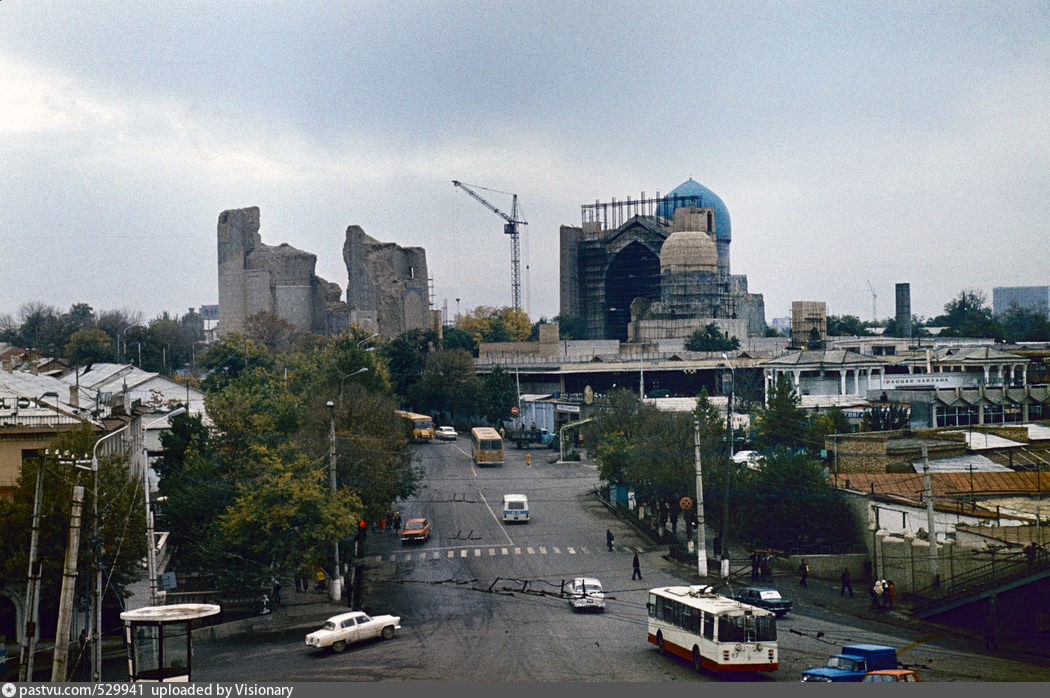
<box><xmin>944</xmin><ymin>430</ymin><xmax>1025</xmax><ymax>450</ymax></box>
<box><xmin>839</xmin><ymin>471</ymin><xmax>1049</xmax><ymax>501</ymax></box>
<box><xmin>907</xmin><ymin>454</ymin><xmax>1011</xmax><ymax>473</ymax></box>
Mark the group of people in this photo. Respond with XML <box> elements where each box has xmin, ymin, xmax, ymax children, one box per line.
<box><xmin>371</xmin><ymin>511</ymin><xmax>402</xmax><ymax>533</ymax></box>
<box><xmin>870</xmin><ymin>578</ymin><xmax>896</xmax><ymax>610</ymax></box>
<box><xmin>749</xmin><ymin>551</ymin><xmax>775</xmax><ymax>581</ymax></box>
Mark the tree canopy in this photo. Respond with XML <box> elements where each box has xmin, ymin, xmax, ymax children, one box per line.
<box><xmin>684</xmin><ymin>323</ymin><xmax>740</xmax><ymax>352</ymax></box>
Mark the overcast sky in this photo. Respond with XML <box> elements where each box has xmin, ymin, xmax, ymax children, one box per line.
<box><xmin>2</xmin><ymin>1</ymin><xmax>1048</xmax><ymax>328</ymax></box>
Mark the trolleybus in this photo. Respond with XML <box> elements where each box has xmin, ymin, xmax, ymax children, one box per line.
<box><xmin>647</xmin><ymin>585</ymin><xmax>778</xmax><ymax>673</ymax></box>
<box><xmin>470</xmin><ymin>427</ymin><xmax>504</xmax><ymax>466</ymax></box>
<box><xmin>395</xmin><ymin>410</ymin><xmax>434</xmax><ymax>443</ymax></box>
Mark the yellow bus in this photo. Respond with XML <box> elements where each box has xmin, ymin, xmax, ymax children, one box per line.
<box><xmin>395</xmin><ymin>410</ymin><xmax>434</xmax><ymax>443</ymax></box>
<box><xmin>470</xmin><ymin>427</ymin><xmax>504</xmax><ymax>467</ymax></box>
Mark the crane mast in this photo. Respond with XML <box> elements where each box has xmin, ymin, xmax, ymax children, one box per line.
<box><xmin>453</xmin><ymin>180</ymin><xmax>527</xmax><ymax>311</ymax></box>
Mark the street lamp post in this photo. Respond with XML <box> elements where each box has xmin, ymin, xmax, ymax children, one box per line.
<box><xmin>720</xmin><ymin>353</ymin><xmax>734</xmax><ymax>579</ymax></box>
<box><xmin>141</xmin><ymin>408</ymin><xmax>186</xmax><ymax>606</ymax></box>
<box><xmin>329</xmin><ymin>367</ymin><xmax>369</xmax><ymax>600</ymax></box>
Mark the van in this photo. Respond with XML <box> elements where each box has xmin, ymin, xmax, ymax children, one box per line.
<box><xmin>502</xmin><ymin>494</ymin><xmax>529</xmax><ymax>523</ymax></box>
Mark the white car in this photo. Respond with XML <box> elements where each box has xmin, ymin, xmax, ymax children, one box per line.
<box><xmin>305</xmin><ymin>611</ymin><xmax>402</xmax><ymax>652</ymax></box>
<box><xmin>567</xmin><ymin>577</ymin><xmax>605</xmax><ymax>612</ymax></box>
<box><xmin>435</xmin><ymin>426</ymin><xmax>457</xmax><ymax>441</ymax></box>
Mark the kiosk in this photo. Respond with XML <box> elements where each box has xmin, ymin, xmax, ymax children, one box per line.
<box><xmin>120</xmin><ymin>604</ymin><xmax>220</xmax><ymax>682</ymax></box>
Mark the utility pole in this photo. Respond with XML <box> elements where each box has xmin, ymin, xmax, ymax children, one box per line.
<box><xmin>52</xmin><ymin>485</ymin><xmax>86</xmax><ymax>682</ymax></box>
<box><xmin>328</xmin><ymin>400</ymin><xmax>339</xmax><ymax>597</ymax></box>
<box><xmin>694</xmin><ymin>418</ymin><xmax>709</xmax><ymax>577</ymax></box>
<box><xmin>922</xmin><ymin>445</ymin><xmax>939</xmax><ymax>584</ymax></box>
<box><xmin>18</xmin><ymin>455</ymin><xmax>46</xmax><ymax>682</ymax></box>
<box><xmin>721</xmin><ymin>355</ymin><xmax>734</xmax><ymax>579</ymax></box>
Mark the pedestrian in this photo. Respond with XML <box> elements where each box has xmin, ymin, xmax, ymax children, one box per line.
<box><xmin>798</xmin><ymin>559</ymin><xmax>809</xmax><ymax>586</ymax></box>
<box><xmin>886</xmin><ymin>580</ymin><xmax>895</xmax><ymax>609</ymax></box>
<box><xmin>1025</xmin><ymin>542</ymin><xmax>1037</xmax><ymax>569</ymax></box>
<box><xmin>870</xmin><ymin>580</ymin><xmax>882</xmax><ymax>609</ymax></box>
<box><xmin>761</xmin><ymin>553</ymin><xmax>772</xmax><ymax>581</ymax></box>
<box><xmin>607</xmin><ymin>528</ymin><xmax>615</xmax><ymax>551</ymax></box>
<box><xmin>840</xmin><ymin>567</ymin><xmax>854</xmax><ymax>597</ymax></box>
<box><xmin>294</xmin><ymin>571</ymin><xmax>302</xmax><ymax>593</ymax></box>
<box><xmin>393</xmin><ymin>511</ymin><xmax>402</xmax><ymax>530</ymax></box>
<box><xmin>271</xmin><ymin>577</ymin><xmax>282</xmax><ymax>605</ymax></box>
<box><xmin>632</xmin><ymin>551</ymin><xmax>643</xmax><ymax>580</ymax></box>
<box><xmin>750</xmin><ymin>551</ymin><xmax>760</xmax><ymax>580</ymax></box>
<box><xmin>299</xmin><ymin>568</ymin><xmax>310</xmax><ymax>594</ymax></box>
<box><xmin>315</xmin><ymin>568</ymin><xmax>327</xmax><ymax>592</ymax></box>
<box><xmin>259</xmin><ymin>593</ymin><xmax>271</xmax><ymax>615</ymax></box>
<box><xmin>713</xmin><ymin>535</ymin><xmax>722</xmax><ymax>558</ymax></box>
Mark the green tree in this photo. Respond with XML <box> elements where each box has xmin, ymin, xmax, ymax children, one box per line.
<box><xmin>1000</xmin><ymin>305</ymin><xmax>1050</xmax><ymax>342</ymax></box>
<box><xmin>861</xmin><ymin>402</ymin><xmax>911</xmax><ymax>431</ymax></box>
<box><xmin>442</xmin><ymin>326</ymin><xmax>478</xmax><ymax>355</ymax></box>
<box><xmin>805</xmin><ymin>406</ymin><xmax>853</xmax><ymax>452</ymax></box>
<box><xmin>382</xmin><ymin>328</ymin><xmax>439</xmax><ymax>399</ymax></box>
<box><xmin>932</xmin><ymin>290</ymin><xmax>1003</xmax><ymax>339</ymax></box>
<box><xmin>409</xmin><ymin>349</ymin><xmax>481</xmax><ymax>422</ymax></box>
<box><xmin>65</xmin><ymin>328</ymin><xmax>117</xmax><ymax>365</ymax></box>
<box><xmin>481</xmin><ymin>365</ymin><xmax>518</xmax><ymax>425</ymax></box>
<box><xmin>731</xmin><ymin>451</ymin><xmax>855</xmax><ymax>550</ymax></box>
<box><xmin>684</xmin><ymin>323</ymin><xmax>740</xmax><ymax>352</ymax></box>
<box><xmin>827</xmin><ymin>315</ymin><xmax>870</xmax><ymax>336</ymax></box>
<box><xmin>0</xmin><ymin>425</ymin><xmax>147</xmax><ymax>629</ymax></box>
<box><xmin>753</xmin><ymin>374</ymin><xmax>807</xmax><ymax>451</ymax></box>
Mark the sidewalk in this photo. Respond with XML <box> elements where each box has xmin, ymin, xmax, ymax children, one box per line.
<box><xmin>193</xmin><ymin>585</ymin><xmax>349</xmax><ymax>642</ymax></box>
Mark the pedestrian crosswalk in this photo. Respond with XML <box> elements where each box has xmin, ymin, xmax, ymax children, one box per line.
<box><xmin>364</xmin><ymin>545</ymin><xmax>591</xmax><ymax>564</ymax></box>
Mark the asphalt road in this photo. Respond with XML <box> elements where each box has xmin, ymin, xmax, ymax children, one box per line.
<box><xmin>192</xmin><ymin>439</ymin><xmax>1050</xmax><ymax>682</ymax></box>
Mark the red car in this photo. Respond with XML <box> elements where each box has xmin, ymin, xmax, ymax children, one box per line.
<box><xmin>400</xmin><ymin>517</ymin><xmax>431</xmax><ymax>544</ymax></box>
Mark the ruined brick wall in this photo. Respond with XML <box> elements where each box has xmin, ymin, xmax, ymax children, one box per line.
<box><xmin>343</xmin><ymin>225</ymin><xmax>430</xmax><ymax>338</ymax></box>
<box><xmin>216</xmin><ymin>207</ymin><xmax>349</xmax><ymax>336</ymax></box>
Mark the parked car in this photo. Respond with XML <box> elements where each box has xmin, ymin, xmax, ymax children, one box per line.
<box><xmin>305</xmin><ymin>611</ymin><xmax>401</xmax><ymax>652</ymax></box>
<box><xmin>567</xmin><ymin>577</ymin><xmax>605</xmax><ymax>612</ymax></box>
<box><xmin>435</xmin><ymin>426</ymin><xmax>457</xmax><ymax>441</ymax></box>
<box><xmin>400</xmin><ymin>517</ymin><xmax>431</xmax><ymax>544</ymax></box>
<box><xmin>863</xmin><ymin>669</ymin><xmax>920</xmax><ymax>682</ymax></box>
<box><xmin>733</xmin><ymin>586</ymin><xmax>793</xmax><ymax>617</ymax></box>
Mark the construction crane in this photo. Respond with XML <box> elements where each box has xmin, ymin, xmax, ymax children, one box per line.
<box><xmin>867</xmin><ymin>280</ymin><xmax>877</xmax><ymax>322</ymax></box>
<box><xmin>453</xmin><ymin>180</ymin><xmax>527</xmax><ymax>311</ymax></box>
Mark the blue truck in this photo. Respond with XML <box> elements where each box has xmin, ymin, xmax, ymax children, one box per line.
<box><xmin>505</xmin><ymin>427</ymin><xmax>558</xmax><ymax>449</ymax></box>
<box><xmin>801</xmin><ymin>644</ymin><xmax>897</xmax><ymax>682</ymax></box>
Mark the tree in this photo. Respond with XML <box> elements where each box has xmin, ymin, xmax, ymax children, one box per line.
<box><xmin>1000</xmin><ymin>305</ymin><xmax>1050</xmax><ymax>342</ymax></box>
<box><xmin>409</xmin><ymin>349</ymin><xmax>481</xmax><ymax>422</ymax></box>
<box><xmin>245</xmin><ymin>311</ymin><xmax>302</xmax><ymax>353</ymax></box>
<box><xmin>481</xmin><ymin>365</ymin><xmax>518</xmax><ymax>425</ymax></box>
<box><xmin>805</xmin><ymin>406</ymin><xmax>853</xmax><ymax>452</ymax></box>
<box><xmin>65</xmin><ymin>328</ymin><xmax>117</xmax><ymax>365</ymax></box>
<box><xmin>530</xmin><ymin>314</ymin><xmax>586</xmax><ymax>341</ymax></box>
<box><xmin>827</xmin><ymin>315</ymin><xmax>870</xmax><ymax>336</ymax></box>
<box><xmin>684</xmin><ymin>323</ymin><xmax>740</xmax><ymax>352</ymax></box>
<box><xmin>731</xmin><ymin>452</ymin><xmax>856</xmax><ymax>550</ymax></box>
<box><xmin>932</xmin><ymin>290</ymin><xmax>1002</xmax><ymax>339</ymax></box>
<box><xmin>753</xmin><ymin>374</ymin><xmax>807</xmax><ymax>451</ymax></box>
<box><xmin>0</xmin><ymin>425</ymin><xmax>147</xmax><ymax>632</ymax></box>
<box><xmin>442</xmin><ymin>326</ymin><xmax>477</xmax><ymax>355</ymax></box>
<box><xmin>382</xmin><ymin>328</ymin><xmax>439</xmax><ymax>399</ymax></box>
<box><xmin>861</xmin><ymin>403</ymin><xmax>911</xmax><ymax>432</ymax></box>
<box><xmin>457</xmin><ymin>306</ymin><xmax>532</xmax><ymax>345</ymax></box>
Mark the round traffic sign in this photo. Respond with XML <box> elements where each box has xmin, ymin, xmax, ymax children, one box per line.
<box><xmin>679</xmin><ymin>496</ymin><xmax>693</xmax><ymax>511</ymax></box>
<box><xmin>511</xmin><ymin>406</ymin><xmax>519</xmax><ymax>415</ymax></box>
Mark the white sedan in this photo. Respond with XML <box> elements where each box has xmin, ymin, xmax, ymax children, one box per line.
<box><xmin>305</xmin><ymin>611</ymin><xmax>402</xmax><ymax>652</ymax></box>
<box><xmin>435</xmin><ymin>426</ymin><xmax>457</xmax><ymax>441</ymax></box>
<box><xmin>567</xmin><ymin>577</ymin><xmax>605</xmax><ymax>612</ymax></box>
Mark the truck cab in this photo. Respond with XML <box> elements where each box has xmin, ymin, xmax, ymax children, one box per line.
<box><xmin>801</xmin><ymin>644</ymin><xmax>897</xmax><ymax>682</ymax></box>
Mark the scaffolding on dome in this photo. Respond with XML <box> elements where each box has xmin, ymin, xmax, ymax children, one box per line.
<box><xmin>580</xmin><ymin>192</ymin><xmax>710</xmax><ymax>230</ymax></box>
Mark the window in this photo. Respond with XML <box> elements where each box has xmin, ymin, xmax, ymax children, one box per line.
<box><xmin>702</xmin><ymin>611</ymin><xmax>714</xmax><ymax>640</ymax></box>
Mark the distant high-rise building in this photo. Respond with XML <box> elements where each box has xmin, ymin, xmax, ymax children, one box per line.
<box><xmin>993</xmin><ymin>286</ymin><xmax>1050</xmax><ymax>317</ymax></box>
<box><xmin>895</xmin><ymin>283</ymin><xmax>911</xmax><ymax>338</ymax></box>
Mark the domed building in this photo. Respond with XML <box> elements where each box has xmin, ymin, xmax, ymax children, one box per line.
<box><xmin>559</xmin><ymin>178</ymin><xmax>765</xmax><ymax>341</ymax></box>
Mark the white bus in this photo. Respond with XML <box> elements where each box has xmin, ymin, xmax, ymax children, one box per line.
<box><xmin>647</xmin><ymin>585</ymin><xmax>778</xmax><ymax>674</ymax></box>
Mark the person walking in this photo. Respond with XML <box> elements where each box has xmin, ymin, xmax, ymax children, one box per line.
<box><xmin>886</xmin><ymin>580</ymin><xmax>896</xmax><ymax>609</ymax></box>
<box><xmin>750</xmin><ymin>551</ymin><xmax>760</xmax><ymax>580</ymax></box>
<box><xmin>798</xmin><ymin>559</ymin><xmax>809</xmax><ymax>586</ymax></box>
<box><xmin>271</xmin><ymin>577</ymin><xmax>282</xmax><ymax>605</ymax></box>
<box><xmin>632</xmin><ymin>551</ymin><xmax>643</xmax><ymax>580</ymax></box>
<box><xmin>840</xmin><ymin>567</ymin><xmax>854</xmax><ymax>597</ymax></box>
<box><xmin>393</xmin><ymin>511</ymin><xmax>402</xmax><ymax>531</ymax></box>
<box><xmin>606</xmin><ymin>528</ymin><xmax>615</xmax><ymax>551</ymax></box>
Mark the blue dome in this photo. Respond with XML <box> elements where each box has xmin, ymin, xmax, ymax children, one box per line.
<box><xmin>656</xmin><ymin>178</ymin><xmax>731</xmax><ymax>241</ymax></box>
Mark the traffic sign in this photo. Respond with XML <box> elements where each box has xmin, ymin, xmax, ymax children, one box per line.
<box><xmin>511</xmin><ymin>406</ymin><xmax>519</xmax><ymax>415</ymax></box>
<box><xmin>679</xmin><ymin>496</ymin><xmax>693</xmax><ymax>510</ymax></box>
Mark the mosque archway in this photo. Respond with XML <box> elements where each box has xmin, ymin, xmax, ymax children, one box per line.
<box><xmin>604</xmin><ymin>241</ymin><xmax>660</xmax><ymax>340</ymax></box>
